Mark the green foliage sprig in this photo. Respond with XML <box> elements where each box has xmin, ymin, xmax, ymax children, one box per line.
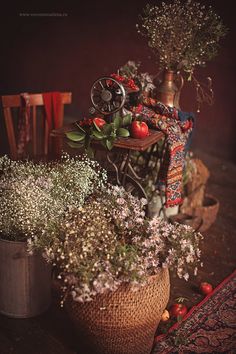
<box><xmin>66</xmin><ymin>114</ymin><xmax>132</xmax><ymax>157</ymax></box>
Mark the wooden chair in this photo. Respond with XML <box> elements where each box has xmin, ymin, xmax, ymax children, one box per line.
<box><xmin>1</xmin><ymin>92</ymin><xmax>72</xmax><ymax>160</ymax></box>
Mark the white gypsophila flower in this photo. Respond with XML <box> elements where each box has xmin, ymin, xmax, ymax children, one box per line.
<box><xmin>0</xmin><ymin>154</ymin><xmax>107</xmax><ymax>247</ymax></box>
<box><xmin>183</xmin><ymin>273</ymin><xmax>189</xmax><ymax>281</ymax></box>
<box><xmin>137</xmin><ymin>0</ymin><xmax>227</xmax><ymax>72</ymax></box>
<box><xmin>39</xmin><ymin>181</ymin><xmax>204</xmax><ymax>303</ymax></box>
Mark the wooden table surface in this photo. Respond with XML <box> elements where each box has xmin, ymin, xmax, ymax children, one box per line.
<box><xmin>51</xmin><ymin>121</ymin><xmax>164</xmax><ymax>152</ymax></box>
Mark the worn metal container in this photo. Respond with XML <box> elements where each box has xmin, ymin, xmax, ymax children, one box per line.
<box><xmin>154</xmin><ymin>69</ymin><xmax>184</xmax><ymax>109</ymax></box>
<box><xmin>0</xmin><ymin>238</ymin><xmax>52</xmax><ymax>318</ymax></box>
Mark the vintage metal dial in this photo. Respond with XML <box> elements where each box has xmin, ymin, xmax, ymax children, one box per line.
<box><xmin>90</xmin><ymin>77</ymin><xmax>126</xmax><ymax>115</ymax></box>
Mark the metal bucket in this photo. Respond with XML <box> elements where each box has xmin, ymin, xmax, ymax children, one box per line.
<box><xmin>0</xmin><ymin>238</ymin><xmax>52</xmax><ymax>318</ymax></box>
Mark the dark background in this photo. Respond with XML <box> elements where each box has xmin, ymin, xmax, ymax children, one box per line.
<box><xmin>0</xmin><ymin>0</ymin><xmax>235</xmax><ymax>161</ymax></box>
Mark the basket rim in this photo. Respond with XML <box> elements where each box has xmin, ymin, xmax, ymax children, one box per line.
<box><xmin>65</xmin><ymin>268</ymin><xmax>169</xmax><ymax>305</ymax></box>
<box><xmin>196</xmin><ymin>193</ymin><xmax>220</xmax><ymax>210</ymax></box>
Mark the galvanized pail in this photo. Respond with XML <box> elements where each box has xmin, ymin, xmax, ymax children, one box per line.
<box><xmin>0</xmin><ymin>238</ymin><xmax>52</xmax><ymax>318</ymax></box>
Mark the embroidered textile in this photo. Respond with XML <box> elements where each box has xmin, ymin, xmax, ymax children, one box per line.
<box><xmin>132</xmin><ymin>98</ymin><xmax>194</xmax><ymax>207</ymax></box>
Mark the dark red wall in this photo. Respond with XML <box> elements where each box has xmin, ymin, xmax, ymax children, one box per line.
<box><xmin>1</xmin><ymin>0</ymin><xmax>235</xmax><ymax>161</ymax></box>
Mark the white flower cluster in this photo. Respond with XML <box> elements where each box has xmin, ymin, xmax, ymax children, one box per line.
<box><xmin>0</xmin><ymin>154</ymin><xmax>107</xmax><ymax>249</ymax></box>
<box><xmin>44</xmin><ymin>184</ymin><xmax>203</xmax><ymax>303</ymax></box>
<box><xmin>137</xmin><ymin>0</ymin><xmax>227</xmax><ymax>72</ymax></box>
<box><xmin>145</xmin><ymin>216</ymin><xmax>203</xmax><ymax>280</ymax></box>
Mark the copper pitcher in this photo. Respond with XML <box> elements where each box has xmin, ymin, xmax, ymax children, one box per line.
<box><xmin>153</xmin><ymin>70</ymin><xmax>184</xmax><ymax>109</ymax></box>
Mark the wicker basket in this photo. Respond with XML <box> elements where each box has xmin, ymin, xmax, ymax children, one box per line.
<box><xmin>193</xmin><ymin>194</ymin><xmax>220</xmax><ymax>232</ymax></box>
<box><xmin>65</xmin><ymin>268</ymin><xmax>170</xmax><ymax>354</ymax></box>
<box><xmin>169</xmin><ymin>213</ymin><xmax>202</xmax><ymax>231</ymax></box>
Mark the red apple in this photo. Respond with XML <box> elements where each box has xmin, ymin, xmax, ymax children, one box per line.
<box><xmin>200</xmin><ymin>282</ymin><xmax>213</xmax><ymax>295</ymax></box>
<box><xmin>169</xmin><ymin>303</ymin><xmax>188</xmax><ymax>318</ymax></box>
<box><xmin>130</xmin><ymin>121</ymin><xmax>149</xmax><ymax>139</ymax></box>
<box><xmin>93</xmin><ymin>117</ymin><xmax>106</xmax><ymax>129</ymax></box>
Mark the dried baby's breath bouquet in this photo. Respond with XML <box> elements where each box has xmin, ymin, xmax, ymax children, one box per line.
<box><xmin>0</xmin><ymin>154</ymin><xmax>107</xmax><ymax>247</ymax></box>
<box><xmin>137</xmin><ymin>0</ymin><xmax>227</xmax><ymax>73</ymax></box>
<box><xmin>0</xmin><ymin>153</ymin><xmax>203</xmax><ymax>303</ymax></box>
<box><xmin>44</xmin><ymin>185</ymin><xmax>203</xmax><ymax>303</ymax></box>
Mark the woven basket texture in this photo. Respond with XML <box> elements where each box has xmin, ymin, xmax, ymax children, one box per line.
<box><xmin>194</xmin><ymin>194</ymin><xmax>220</xmax><ymax>232</ymax></box>
<box><xmin>65</xmin><ymin>268</ymin><xmax>170</xmax><ymax>354</ymax></box>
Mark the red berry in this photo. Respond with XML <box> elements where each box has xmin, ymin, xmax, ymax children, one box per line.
<box><xmin>169</xmin><ymin>303</ymin><xmax>188</xmax><ymax>318</ymax></box>
<box><xmin>199</xmin><ymin>282</ymin><xmax>213</xmax><ymax>295</ymax></box>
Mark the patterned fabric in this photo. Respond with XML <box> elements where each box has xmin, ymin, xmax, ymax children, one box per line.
<box><xmin>17</xmin><ymin>93</ymin><xmax>31</xmax><ymax>156</ymax></box>
<box><xmin>152</xmin><ymin>269</ymin><xmax>236</xmax><ymax>353</ymax></box>
<box><xmin>132</xmin><ymin>98</ymin><xmax>194</xmax><ymax>207</ymax></box>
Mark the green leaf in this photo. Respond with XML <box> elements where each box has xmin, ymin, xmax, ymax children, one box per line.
<box><xmin>113</xmin><ymin>116</ymin><xmax>122</xmax><ymax>129</ymax></box>
<box><xmin>122</xmin><ymin>114</ymin><xmax>132</xmax><ymax>127</ymax></box>
<box><xmin>85</xmin><ymin>146</ymin><xmax>94</xmax><ymax>158</ymax></box>
<box><xmin>92</xmin><ymin>130</ymin><xmax>105</xmax><ymax>140</ymax></box>
<box><xmin>67</xmin><ymin>141</ymin><xmax>84</xmax><ymax>149</ymax></box>
<box><xmin>113</xmin><ymin>111</ymin><xmax>121</xmax><ymax>118</ymax></box>
<box><xmin>66</xmin><ymin>131</ymin><xmax>85</xmax><ymax>142</ymax></box>
<box><xmin>105</xmin><ymin>139</ymin><xmax>114</xmax><ymax>150</ymax></box>
<box><xmin>117</xmin><ymin>128</ymin><xmax>130</xmax><ymax>137</ymax></box>
<box><xmin>102</xmin><ymin>123</ymin><xmax>114</xmax><ymax>136</ymax></box>
<box><xmin>84</xmin><ymin>135</ymin><xmax>91</xmax><ymax>150</ymax></box>
<box><xmin>110</xmin><ymin>131</ymin><xmax>117</xmax><ymax>138</ymax></box>
<box><xmin>93</xmin><ymin>120</ymin><xmax>101</xmax><ymax>132</ymax></box>
<box><xmin>75</xmin><ymin>122</ymin><xmax>86</xmax><ymax>133</ymax></box>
